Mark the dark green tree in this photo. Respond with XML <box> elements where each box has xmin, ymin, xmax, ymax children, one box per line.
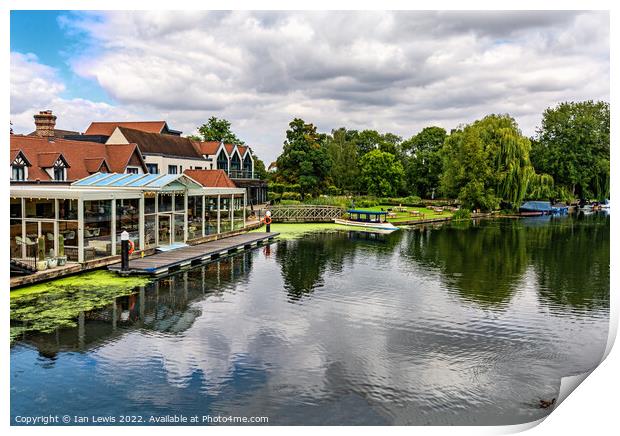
<box><xmin>326</xmin><ymin>128</ymin><xmax>360</xmax><ymax>193</ymax></box>
<box><xmin>402</xmin><ymin>126</ymin><xmax>447</xmax><ymax>198</ymax></box>
<box><xmin>197</xmin><ymin>116</ymin><xmax>245</xmax><ymax>144</ymax></box>
<box><xmin>359</xmin><ymin>149</ymin><xmax>404</xmax><ymax>197</ymax></box>
<box><xmin>531</xmin><ymin>101</ymin><xmax>610</xmax><ymax>200</ymax></box>
<box><xmin>275</xmin><ymin>118</ymin><xmax>332</xmax><ymax>198</ymax></box>
<box><xmin>251</xmin><ymin>153</ymin><xmax>269</xmax><ymax>180</ymax></box>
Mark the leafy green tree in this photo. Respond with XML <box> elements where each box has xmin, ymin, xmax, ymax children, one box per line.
<box><xmin>359</xmin><ymin>149</ymin><xmax>404</xmax><ymax>197</ymax></box>
<box><xmin>378</xmin><ymin>132</ymin><xmax>403</xmax><ymax>155</ymax></box>
<box><xmin>355</xmin><ymin>130</ymin><xmax>383</xmax><ymax>156</ymax></box>
<box><xmin>326</xmin><ymin>128</ymin><xmax>360</xmax><ymax>193</ymax></box>
<box><xmin>196</xmin><ymin>116</ymin><xmax>245</xmax><ymax>144</ymax></box>
<box><xmin>531</xmin><ymin>101</ymin><xmax>609</xmax><ymax>200</ymax></box>
<box><xmin>402</xmin><ymin>126</ymin><xmax>447</xmax><ymax>198</ymax></box>
<box><xmin>352</xmin><ymin>129</ymin><xmax>404</xmax><ymax>157</ymax></box>
<box><xmin>275</xmin><ymin>118</ymin><xmax>332</xmax><ymax>198</ymax></box>
<box><xmin>251</xmin><ymin>153</ymin><xmax>269</xmax><ymax>180</ymax></box>
<box><xmin>441</xmin><ymin>114</ymin><xmax>545</xmax><ymax>211</ymax></box>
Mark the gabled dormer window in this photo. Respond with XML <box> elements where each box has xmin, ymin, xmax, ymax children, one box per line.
<box><xmin>52</xmin><ymin>156</ymin><xmax>68</xmax><ymax>181</ymax></box>
<box><xmin>54</xmin><ymin>167</ymin><xmax>65</xmax><ymax>181</ymax></box>
<box><xmin>11</xmin><ymin>151</ymin><xmax>30</xmax><ymax>181</ymax></box>
<box><xmin>12</xmin><ymin>166</ymin><xmax>25</xmax><ymax>181</ymax></box>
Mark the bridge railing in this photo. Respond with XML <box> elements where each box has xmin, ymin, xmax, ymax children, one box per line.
<box><xmin>267</xmin><ymin>205</ymin><xmax>345</xmax><ymax>222</ymax></box>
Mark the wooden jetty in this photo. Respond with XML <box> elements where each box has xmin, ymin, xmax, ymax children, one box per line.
<box><xmin>109</xmin><ymin>232</ymin><xmax>279</xmax><ymax>276</ymax></box>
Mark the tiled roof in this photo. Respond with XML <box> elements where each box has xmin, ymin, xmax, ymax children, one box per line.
<box><xmin>84</xmin><ymin>158</ymin><xmax>109</xmax><ymax>173</ymax></box>
<box><xmin>237</xmin><ymin>145</ymin><xmax>249</xmax><ymax>157</ymax></box>
<box><xmin>196</xmin><ymin>141</ymin><xmax>221</xmax><ymax>155</ymax></box>
<box><xmin>224</xmin><ymin>143</ymin><xmax>236</xmax><ymax>156</ymax></box>
<box><xmin>183</xmin><ymin>169</ymin><xmax>237</xmax><ymax>188</ymax></box>
<box><xmin>115</xmin><ymin>127</ymin><xmax>202</xmax><ymax>158</ymax></box>
<box><xmin>85</xmin><ymin>121</ymin><xmax>167</xmax><ymax>136</ymax></box>
<box><xmin>9</xmin><ymin>135</ymin><xmax>146</xmax><ymax>182</ymax></box>
<box><xmin>27</xmin><ymin>128</ymin><xmax>81</xmax><ymax>138</ymax></box>
<box><xmin>37</xmin><ymin>152</ymin><xmax>63</xmax><ymax>168</ymax></box>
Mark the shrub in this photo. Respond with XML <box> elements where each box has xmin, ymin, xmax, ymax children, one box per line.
<box><xmin>287</xmin><ymin>184</ymin><xmax>301</xmax><ymax>193</ymax></box>
<box><xmin>280</xmin><ymin>199</ymin><xmax>301</xmax><ymax>205</ymax></box>
<box><xmin>303</xmin><ymin>196</ymin><xmax>349</xmax><ymax>208</ymax></box>
<box><xmin>326</xmin><ymin>185</ymin><xmax>341</xmax><ymax>196</ymax></box>
<box><xmin>357</xmin><ymin>199</ymin><xmax>378</xmax><ymax>208</ymax></box>
<box><xmin>281</xmin><ymin>191</ymin><xmax>302</xmax><ymax>201</ymax></box>
<box><xmin>268</xmin><ymin>182</ymin><xmax>286</xmax><ymax>194</ymax></box>
<box><xmin>452</xmin><ymin>208</ymin><xmax>472</xmax><ymax>221</ymax></box>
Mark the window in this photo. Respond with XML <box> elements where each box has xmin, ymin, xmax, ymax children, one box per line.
<box><xmin>216</xmin><ymin>151</ymin><xmax>228</xmax><ymax>172</ymax></box>
<box><xmin>179</xmin><ymin>165</ymin><xmax>183</xmax><ymax>172</ymax></box>
<box><xmin>146</xmin><ymin>163</ymin><xmax>159</xmax><ymax>174</ymax></box>
<box><xmin>53</xmin><ymin>167</ymin><xmax>65</xmax><ymax>181</ymax></box>
<box><xmin>12</xmin><ymin>166</ymin><xmax>25</xmax><ymax>181</ymax></box>
<box><xmin>194</xmin><ymin>166</ymin><xmax>202</xmax><ymax>170</ymax></box>
<box><xmin>126</xmin><ymin>167</ymin><xmax>139</xmax><ymax>174</ymax></box>
<box><xmin>168</xmin><ymin>165</ymin><xmax>178</xmax><ymax>174</ymax></box>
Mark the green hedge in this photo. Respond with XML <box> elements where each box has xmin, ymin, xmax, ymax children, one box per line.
<box><xmin>281</xmin><ymin>191</ymin><xmax>302</xmax><ymax>201</ymax></box>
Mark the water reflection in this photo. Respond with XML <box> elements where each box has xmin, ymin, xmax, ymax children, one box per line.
<box><xmin>15</xmin><ymin>253</ymin><xmax>254</xmax><ymax>354</ymax></box>
<box><xmin>11</xmin><ymin>215</ymin><xmax>609</xmax><ymax>425</ymax></box>
<box><xmin>403</xmin><ymin>220</ymin><xmax>528</xmax><ymax>307</ymax></box>
<box><xmin>527</xmin><ymin>214</ymin><xmax>610</xmax><ymax>311</ymax></box>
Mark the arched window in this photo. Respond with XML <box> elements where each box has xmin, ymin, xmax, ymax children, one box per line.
<box><xmin>243</xmin><ymin>154</ymin><xmax>252</xmax><ymax>178</ymax></box>
<box><xmin>230</xmin><ymin>153</ymin><xmax>241</xmax><ymax>176</ymax></box>
<box><xmin>216</xmin><ymin>150</ymin><xmax>228</xmax><ymax>172</ymax></box>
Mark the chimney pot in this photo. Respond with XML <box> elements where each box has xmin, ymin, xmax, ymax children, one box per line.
<box><xmin>33</xmin><ymin>110</ymin><xmax>57</xmax><ymax>138</ymax></box>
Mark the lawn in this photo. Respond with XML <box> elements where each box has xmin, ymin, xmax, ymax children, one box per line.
<box><xmin>363</xmin><ymin>205</ymin><xmax>453</xmax><ymax>223</ymax></box>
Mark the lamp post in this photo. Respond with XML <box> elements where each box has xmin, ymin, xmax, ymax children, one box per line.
<box><xmin>121</xmin><ymin>230</ymin><xmax>129</xmax><ymax>272</ymax></box>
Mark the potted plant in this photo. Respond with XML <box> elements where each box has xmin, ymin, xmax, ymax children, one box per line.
<box><xmin>47</xmin><ymin>248</ymin><xmax>58</xmax><ymax>269</ymax></box>
<box><xmin>57</xmin><ymin>234</ymin><xmax>67</xmax><ymax>266</ymax></box>
<box><xmin>36</xmin><ymin>236</ymin><xmax>47</xmax><ymax>271</ymax></box>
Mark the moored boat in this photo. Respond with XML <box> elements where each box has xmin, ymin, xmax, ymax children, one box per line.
<box><xmin>335</xmin><ymin>210</ymin><xmax>399</xmax><ymax>232</ymax></box>
<box><xmin>519</xmin><ymin>201</ymin><xmax>567</xmax><ymax>216</ymax></box>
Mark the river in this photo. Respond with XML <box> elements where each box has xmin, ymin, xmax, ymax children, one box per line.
<box><xmin>10</xmin><ymin>213</ymin><xmax>610</xmax><ymax>425</ymax></box>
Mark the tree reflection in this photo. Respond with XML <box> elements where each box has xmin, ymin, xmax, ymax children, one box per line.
<box><xmin>404</xmin><ymin>220</ymin><xmax>528</xmax><ymax>307</ymax></box>
<box><xmin>275</xmin><ymin>231</ymin><xmax>397</xmax><ymax>300</ymax></box>
<box><xmin>527</xmin><ymin>214</ymin><xmax>609</xmax><ymax>310</ymax></box>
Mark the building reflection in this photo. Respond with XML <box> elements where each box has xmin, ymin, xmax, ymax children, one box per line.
<box><xmin>17</xmin><ymin>252</ymin><xmax>254</xmax><ymax>357</ymax></box>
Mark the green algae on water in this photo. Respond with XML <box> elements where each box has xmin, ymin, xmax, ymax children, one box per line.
<box><xmin>250</xmin><ymin>223</ymin><xmax>387</xmax><ymax>240</ymax></box>
<box><xmin>10</xmin><ymin>271</ymin><xmax>150</xmax><ymax>337</ymax></box>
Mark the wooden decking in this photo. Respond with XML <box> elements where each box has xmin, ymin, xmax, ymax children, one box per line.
<box><xmin>109</xmin><ymin>232</ymin><xmax>279</xmax><ymax>276</ymax></box>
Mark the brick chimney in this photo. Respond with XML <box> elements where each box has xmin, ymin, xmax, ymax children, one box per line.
<box><xmin>33</xmin><ymin>110</ymin><xmax>57</xmax><ymax>138</ymax></box>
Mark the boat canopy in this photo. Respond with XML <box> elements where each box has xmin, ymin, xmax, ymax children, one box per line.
<box><xmin>520</xmin><ymin>201</ymin><xmax>555</xmax><ymax>212</ymax></box>
<box><xmin>346</xmin><ymin>209</ymin><xmax>388</xmax><ymax>215</ymax></box>
<box><xmin>520</xmin><ymin>201</ymin><xmax>568</xmax><ymax>215</ymax></box>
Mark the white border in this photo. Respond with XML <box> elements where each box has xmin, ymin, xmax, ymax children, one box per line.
<box><xmin>2</xmin><ymin>2</ymin><xmax>616</xmax><ymax>435</ymax></box>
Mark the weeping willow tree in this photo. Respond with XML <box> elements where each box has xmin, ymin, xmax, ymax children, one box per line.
<box><xmin>442</xmin><ymin>114</ymin><xmax>553</xmax><ymax>211</ymax></box>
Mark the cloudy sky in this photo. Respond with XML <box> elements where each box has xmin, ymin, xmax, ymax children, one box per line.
<box><xmin>10</xmin><ymin>10</ymin><xmax>609</xmax><ymax>162</ymax></box>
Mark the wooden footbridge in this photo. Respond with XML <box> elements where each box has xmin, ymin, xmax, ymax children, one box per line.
<box><xmin>109</xmin><ymin>232</ymin><xmax>279</xmax><ymax>276</ymax></box>
<box><xmin>268</xmin><ymin>205</ymin><xmax>344</xmax><ymax>222</ymax></box>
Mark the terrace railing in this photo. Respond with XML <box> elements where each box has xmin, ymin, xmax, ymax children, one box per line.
<box><xmin>229</xmin><ymin>170</ymin><xmax>254</xmax><ymax>179</ymax></box>
<box><xmin>267</xmin><ymin>205</ymin><xmax>345</xmax><ymax>223</ymax></box>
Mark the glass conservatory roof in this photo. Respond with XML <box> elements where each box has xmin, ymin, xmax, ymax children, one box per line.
<box><xmin>72</xmin><ymin>172</ymin><xmax>202</xmax><ymax>190</ymax></box>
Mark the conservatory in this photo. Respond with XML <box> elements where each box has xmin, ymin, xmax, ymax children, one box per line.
<box><xmin>10</xmin><ymin>172</ymin><xmax>246</xmax><ymax>264</ymax></box>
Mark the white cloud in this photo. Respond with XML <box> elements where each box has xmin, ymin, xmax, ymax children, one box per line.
<box><xmin>10</xmin><ymin>52</ymin><xmax>138</xmax><ymax>134</ymax></box>
<box><xmin>11</xmin><ymin>11</ymin><xmax>609</xmax><ymax>162</ymax></box>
